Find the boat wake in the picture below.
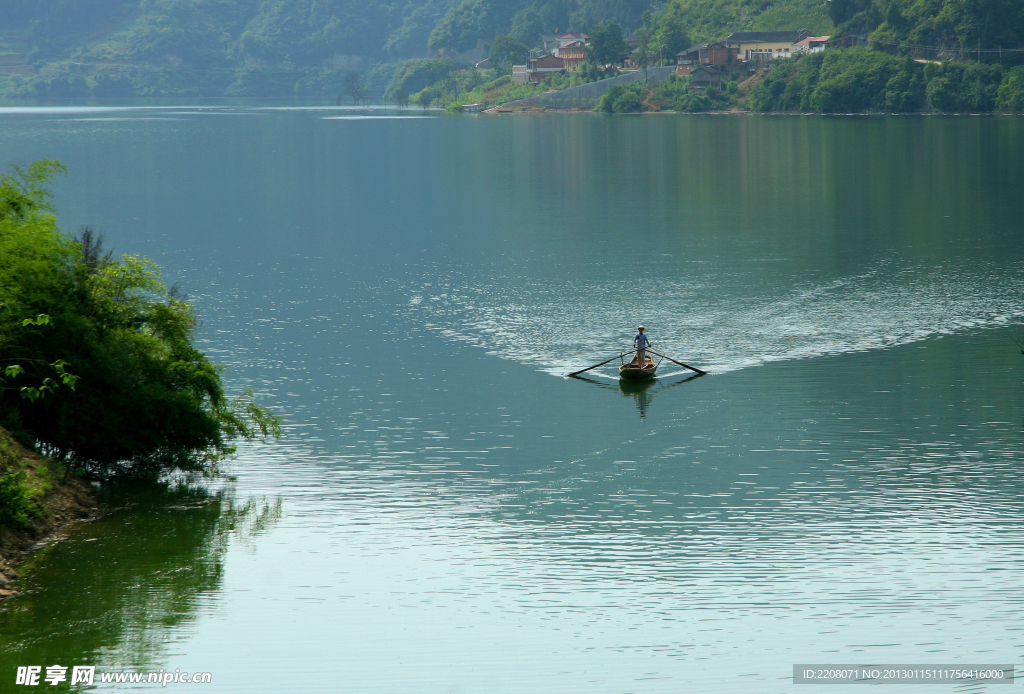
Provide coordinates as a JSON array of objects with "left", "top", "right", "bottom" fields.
[{"left": 404, "top": 259, "right": 1024, "bottom": 376}]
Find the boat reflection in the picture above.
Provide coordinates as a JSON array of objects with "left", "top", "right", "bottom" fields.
[{"left": 569, "top": 373, "right": 703, "bottom": 418}]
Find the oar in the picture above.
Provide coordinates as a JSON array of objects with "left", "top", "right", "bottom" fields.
[
  {"left": 566, "top": 351, "right": 635, "bottom": 377},
  {"left": 649, "top": 350, "right": 707, "bottom": 376}
]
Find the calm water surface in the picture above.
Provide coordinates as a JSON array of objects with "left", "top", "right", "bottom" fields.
[{"left": 1, "top": 106, "right": 1024, "bottom": 692}]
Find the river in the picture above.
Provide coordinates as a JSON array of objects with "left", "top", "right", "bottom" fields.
[{"left": 1, "top": 105, "right": 1023, "bottom": 692}]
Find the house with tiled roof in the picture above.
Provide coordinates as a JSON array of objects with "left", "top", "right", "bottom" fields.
[
  {"left": 676, "top": 42, "right": 737, "bottom": 74},
  {"left": 793, "top": 36, "right": 830, "bottom": 53},
  {"left": 725, "top": 29, "right": 812, "bottom": 61},
  {"left": 554, "top": 39, "right": 587, "bottom": 69},
  {"left": 688, "top": 64, "right": 727, "bottom": 90}
]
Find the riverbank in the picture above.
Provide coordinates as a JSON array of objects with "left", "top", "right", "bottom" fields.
[
  {"left": 0, "top": 427, "right": 97, "bottom": 597},
  {"left": 473, "top": 50, "right": 1024, "bottom": 116}
]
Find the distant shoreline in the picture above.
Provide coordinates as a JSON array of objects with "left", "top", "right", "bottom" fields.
[{"left": 481, "top": 104, "right": 1020, "bottom": 116}]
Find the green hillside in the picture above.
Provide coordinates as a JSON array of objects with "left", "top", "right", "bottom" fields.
[
  {"left": 0, "top": 0, "right": 837, "bottom": 98},
  {"left": 0, "top": 0, "right": 1021, "bottom": 101},
  {"left": 831, "top": 0, "right": 1024, "bottom": 59},
  {"left": 0, "top": 0, "right": 460, "bottom": 97}
]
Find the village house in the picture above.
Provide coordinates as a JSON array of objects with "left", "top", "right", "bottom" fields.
[
  {"left": 529, "top": 54, "right": 566, "bottom": 82},
  {"left": 542, "top": 32, "right": 590, "bottom": 52},
  {"left": 676, "top": 42, "right": 737, "bottom": 75},
  {"left": 554, "top": 39, "right": 587, "bottom": 69},
  {"left": 512, "top": 54, "right": 567, "bottom": 84},
  {"left": 558, "top": 32, "right": 590, "bottom": 44},
  {"left": 623, "top": 48, "right": 659, "bottom": 70},
  {"left": 793, "top": 36, "right": 830, "bottom": 53},
  {"left": 688, "top": 64, "right": 726, "bottom": 90},
  {"left": 725, "top": 29, "right": 811, "bottom": 61}
]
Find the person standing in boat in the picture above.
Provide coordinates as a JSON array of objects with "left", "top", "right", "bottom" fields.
[{"left": 633, "top": 326, "right": 650, "bottom": 366}]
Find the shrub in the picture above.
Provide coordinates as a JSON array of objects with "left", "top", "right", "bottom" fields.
[
  {"left": 597, "top": 83, "right": 648, "bottom": 113},
  {"left": 0, "top": 470, "right": 39, "bottom": 529},
  {"left": 746, "top": 49, "right": 925, "bottom": 113},
  {"left": 996, "top": 66, "right": 1024, "bottom": 112},
  {"left": 924, "top": 61, "right": 1002, "bottom": 113},
  {"left": 0, "top": 162, "right": 279, "bottom": 478}
]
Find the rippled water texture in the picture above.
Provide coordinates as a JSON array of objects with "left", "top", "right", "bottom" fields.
[{"left": 1, "top": 106, "right": 1023, "bottom": 692}]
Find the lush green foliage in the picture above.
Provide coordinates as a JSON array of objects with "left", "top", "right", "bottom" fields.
[
  {"left": 923, "top": 60, "right": 1001, "bottom": 112},
  {"left": 829, "top": 0, "right": 1024, "bottom": 66},
  {"left": 0, "top": 162, "right": 280, "bottom": 479},
  {"left": 652, "top": 3, "right": 692, "bottom": 61},
  {"left": 0, "top": 470, "right": 36, "bottom": 529},
  {"left": 2, "top": 0, "right": 1020, "bottom": 108},
  {"left": 0, "top": 0, "right": 457, "bottom": 98},
  {"left": 996, "top": 65, "right": 1024, "bottom": 111},
  {"left": 744, "top": 47, "right": 1024, "bottom": 113},
  {"left": 651, "top": 72, "right": 738, "bottom": 110},
  {"left": 650, "top": 0, "right": 833, "bottom": 46},
  {"left": 596, "top": 74, "right": 738, "bottom": 113},
  {"left": 0, "top": 426, "right": 48, "bottom": 530},
  {"left": 489, "top": 34, "right": 529, "bottom": 71},
  {"left": 587, "top": 21, "right": 628, "bottom": 67},
  {"left": 395, "top": 60, "right": 611, "bottom": 110},
  {"left": 597, "top": 83, "right": 645, "bottom": 112},
  {"left": 746, "top": 48, "right": 926, "bottom": 112},
  {"left": 428, "top": 0, "right": 655, "bottom": 55},
  {"left": 441, "top": 76, "right": 548, "bottom": 110},
  {"left": 384, "top": 57, "right": 461, "bottom": 100}
]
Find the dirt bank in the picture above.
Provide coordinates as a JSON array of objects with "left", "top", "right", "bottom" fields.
[{"left": 0, "top": 428, "right": 97, "bottom": 597}]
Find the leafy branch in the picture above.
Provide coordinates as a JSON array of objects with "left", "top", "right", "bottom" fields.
[{"left": 0, "top": 308, "right": 79, "bottom": 401}]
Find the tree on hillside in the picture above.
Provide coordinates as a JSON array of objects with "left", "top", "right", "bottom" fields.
[
  {"left": 0, "top": 161, "right": 280, "bottom": 478},
  {"left": 510, "top": 6, "right": 546, "bottom": 46},
  {"left": 415, "top": 89, "right": 435, "bottom": 109},
  {"left": 635, "top": 10, "right": 654, "bottom": 70},
  {"left": 833, "top": 0, "right": 1024, "bottom": 65},
  {"left": 385, "top": 57, "right": 461, "bottom": 101},
  {"left": 345, "top": 72, "right": 366, "bottom": 105},
  {"left": 587, "top": 20, "right": 627, "bottom": 67},
  {"left": 827, "top": 0, "right": 875, "bottom": 26},
  {"left": 428, "top": 0, "right": 522, "bottom": 53},
  {"left": 654, "top": 3, "right": 690, "bottom": 62},
  {"left": 491, "top": 34, "right": 529, "bottom": 71}
]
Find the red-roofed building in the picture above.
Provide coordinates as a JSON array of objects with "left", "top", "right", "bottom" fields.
[{"left": 793, "top": 36, "right": 830, "bottom": 53}]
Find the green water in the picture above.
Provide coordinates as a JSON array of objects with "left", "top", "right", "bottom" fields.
[{"left": 1, "top": 107, "right": 1024, "bottom": 692}]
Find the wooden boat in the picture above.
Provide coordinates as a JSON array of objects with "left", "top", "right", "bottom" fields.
[
  {"left": 618, "top": 355, "right": 657, "bottom": 380},
  {"left": 567, "top": 347, "right": 705, "bottom": 379}
]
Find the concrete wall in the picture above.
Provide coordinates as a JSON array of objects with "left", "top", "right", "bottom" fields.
[{"left": 507, "top": 66, "right": 677, "bottom": 109}]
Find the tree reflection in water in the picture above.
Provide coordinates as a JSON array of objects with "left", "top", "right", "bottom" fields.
[{"left": 0, "top": 483, "right": 280, "bottom": 674}]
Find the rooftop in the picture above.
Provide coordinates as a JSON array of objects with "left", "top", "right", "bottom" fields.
[
  {"left": 794, "top": 36, "right": 831, "bottom": 47},
  {"left": 726, "top": 29, "right": 811, "bottom": 44}
]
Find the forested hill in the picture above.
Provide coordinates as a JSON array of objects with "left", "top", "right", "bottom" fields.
[
  {"left": 0, "top": 0, "right": 461, "bottom": 97},
  {"left": 0, "top": 0, "right": 833, "bottom": 97},
  {"left": 0, "top": 0, "right": 1021, "bottom": 98},
  {"left": 831, "top": 0, "right": 1024, "bottom": 59}
]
